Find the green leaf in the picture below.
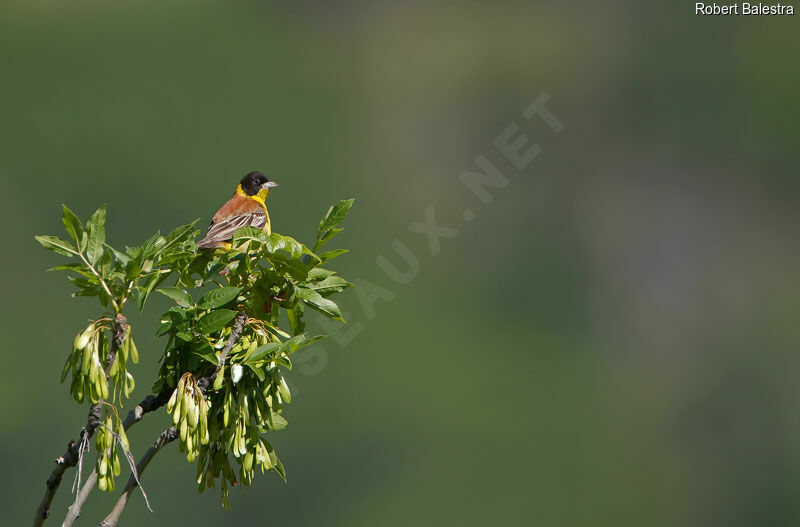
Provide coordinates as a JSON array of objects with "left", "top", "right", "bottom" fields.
[
  {"left": 48, "top": 263, "right": 94, "bottom": 278},
  {"left": 199, "top": 287, "right": 241, "bottom": 309},
  {"left": 314, "top": 228, "right": 341, "bottom": 252},
  {"left": 193, "top": 341, "right": 219, "bottom": 366},
  {"left": 281, "top": 334, "right": 325, "bottom": 356},
  {"left": 86, "top": 205, "right": 107, "bottom": 265},
  {"left": 244, "top": 342, "right": 279, "bottom": 363},
  {"left": 314, "top": 198, "right": 354, "bottom": 252},
  {"left": 267, "top": 252, "right": 312, "bottom": 280},
  {"left": 271, "top": 452, "right": 287, "bottom": 482},
  {"left": 295, "top": 287, "right": 344, "bottom": 321},
  {"left": 271, "top": 413, "right": 288, "bottom": 431},
  {"left": 231, "top": 226, "right": 266, "bottom": 247},
  {"left": 197, "top": 309, "right": 237, "bottom": 335},
  {"left": 245, "top": 362, "right": 266, "bottom": 381},
  {"left": 35, "top": 235, "right": 78, "bottom": 256},
  {"left": 286, "top": 302, "right": 305, "bottom": 334},
  {"left": 61, "top": 204, "right": 84, "bottom": 248},
  {"left": 307, "top": 268, "right": 336, "bottom": 280},
  {"left": 137, "top": 272, "right": 169, "bottom": 310},
  {"left": 263, "top": 233, "right": 307, "bottom": 259},
  {"left": 246, "top": 334, "right": 325, "bottom": 364},
  {"left": 106, "top": 244, "right": 130, "bottom": 266},
  {"left": 156, "top": 286, "right": 193, "bottom": 307},
  {"left": 97, "top": 249, "right": 112, "bottom": 277},
  {"left": 318, "top": 249, "right": 349, "bottom": 263},
  {"left": 305, "top": 275, "right": 353, "bottom": 296},
  {"left": 162, "top": 220, "right": 199, "bottom": 251}
]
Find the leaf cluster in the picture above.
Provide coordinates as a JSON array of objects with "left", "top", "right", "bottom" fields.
[
  {"left": 37, "top": 199, "right": 355, "bottom": 506},
  {"left": 153, "top": 201, "right": 354, "bottom": 505}
]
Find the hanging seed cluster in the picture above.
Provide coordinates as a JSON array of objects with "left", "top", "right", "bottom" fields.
[
  {"left": 162, "top": 323, "right": 299, "bottom": 508},
  {"left": 60, "top": 320, "right": 138, "bottom": 404},
  {"left": 95, "top": 412, "right": 130, "bottom": 492},
  {"left": 167, "top": 373, "right": 209, "bottom": 462}
]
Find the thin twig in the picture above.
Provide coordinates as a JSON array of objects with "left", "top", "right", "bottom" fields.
[
  {"left": 197, "top": 312, "right": 247, "bottom": 392},
  {"left": 70, "top": 435, "right": 90, "bottom": 496},
  {"left": 99, "top": 426, "right": 179, "bottom": 527},
  {"left": 97, "top": 422, "right": 153, "bottom": 512},
  {"left": 34, "top": 314, "right": 127, "bottom": 527}
]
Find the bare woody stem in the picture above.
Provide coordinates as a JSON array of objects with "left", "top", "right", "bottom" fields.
[
  {"left": 99, "top": 427, "right": 179, "bottom": 527},
  {"left": 198, "top": 312, "right": 247, "bottom": 392},
  {"left": 33, "top": 314, "right": 128, "bottom": 527},
  {"left": 99, "top": 312, "right": 247, "bottom": 525}
]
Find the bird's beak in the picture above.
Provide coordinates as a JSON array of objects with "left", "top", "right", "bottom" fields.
[{"left": 262, "top": 181, "right": 279, "bottom": 190}]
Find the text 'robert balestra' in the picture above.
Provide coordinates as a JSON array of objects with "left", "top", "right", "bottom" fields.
[{"left": 696, "top": 3, "right": 795, "bottom": 14}]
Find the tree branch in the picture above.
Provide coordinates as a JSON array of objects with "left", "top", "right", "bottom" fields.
[
  {"left": 33, "top": 314, "right": 127, "bottom": 527},
  {"left": 197, "top": 312, "right": 247, "bottom": 392},
  {"left": 60, "top": 387, "right": 172, "bottom": 527},
  {"left": 98, "top": 427, "right": 179, "bottom": 527}
]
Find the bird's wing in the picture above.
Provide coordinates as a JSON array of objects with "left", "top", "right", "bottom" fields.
[
  {"left": 197, "top": 211, "right": 267, "bottom": 248},
  {"left": 197, "top": 195, "right": 268, "bottom": 249}
]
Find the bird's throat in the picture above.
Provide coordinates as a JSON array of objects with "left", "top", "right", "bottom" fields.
[{"left": 236, "top": 184, "right": 269, "bottom": 208}]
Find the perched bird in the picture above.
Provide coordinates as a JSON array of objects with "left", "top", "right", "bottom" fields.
[{"left": 197, "top": 171, "right": 279, "bottom": 249}]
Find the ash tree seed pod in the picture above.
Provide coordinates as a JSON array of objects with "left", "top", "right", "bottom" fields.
[
  {"left": 232, "top": 424, "right": 241, "bottom": 457},
  {"left": 112, "top": 451, "right": 121, "bottom": 476},
  {"left": 72, "top": 376, "right": 84, "bottom": 402},
  {"left": 81, "top": 342, "right": 93, "bottom": 375},
  {"left": 120, "top": 334, "right": 129, "bottom": 361},
  {"left": 166, "top": 388, "right": 179, "bottom": 413},
  {"left": 109, "top": 355, "right": 119, "bottom": 376},
  {"left": 180, "top": 391, "right": 190, "bottom": 423},
  {"left": 130, "top": 338, "right": 139, "bottom": 363},
  {"left": 279, "top": 377, "right": 292, "bottom": 403},
  {"left": 213, "top": 366, "right": 225, "bottom": 391},
  {"left": 176, "top": 374, "right": 187, "bottom": 394},
  {"left": 104, "top": 420, "right": 114, "bottom": 450},
  {"left": 172, "top": 390, "right": 183, "bottom": 425},
  {"left": 89, "top": 380, "right": 100, "bottom": 404},
  {"left": 124, "top": 371, "right": 135, "bottom": 397},
  {"left": 118, "top": 424, "right": 130, "bottom": 452},
  {"left": 187, "top": 398, "right": 198, "bottom": 429},
  {"left": 98, "top": 453, "right": 108, "bottom": 476},
  {"left": 89, "top": 362, "right": 99, "bottom": 385},
  {"left": 73, "top": 333, "right": 84, "bottom": 353},
  {"left": 60, "top": 356, "right": 72, "bottom": 383},
  {"left": 198, "top": 401, "right": 209, "bottom": 440},
  {"left": 237, "top": 426, "right": 247, "bottom": 457},
  {"left": 180, "top": 417, "right": 188, "bottom": 443},
  {"left": 76, "top": 326, "right": 93, "bottom": 351}
]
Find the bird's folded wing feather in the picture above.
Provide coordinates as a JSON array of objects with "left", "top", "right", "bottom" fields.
[{"left": 197, "top": 211, "right": 267, "bottom": 248}]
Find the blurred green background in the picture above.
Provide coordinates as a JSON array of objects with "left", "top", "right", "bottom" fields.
[{"left": 3, "top": 1, "right": 800, "bottom": 525}]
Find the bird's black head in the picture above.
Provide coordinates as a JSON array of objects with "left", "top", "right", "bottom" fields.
[{"left": 240, "top": 171, "right": 278, "bottom": 196}]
